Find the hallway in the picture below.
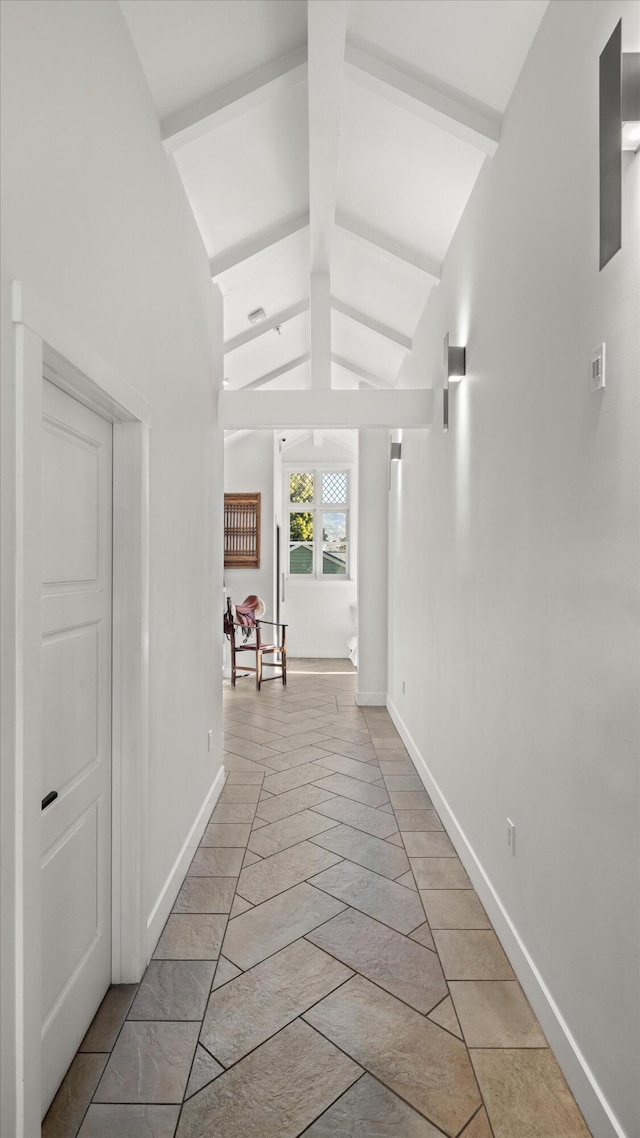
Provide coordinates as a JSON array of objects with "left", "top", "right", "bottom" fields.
[{"left": 45, "top": 662, "right": 590, "bottom": 1138}]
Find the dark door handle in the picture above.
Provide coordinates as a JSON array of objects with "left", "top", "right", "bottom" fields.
[{"left": 42, "top": 791, "right": 58, "bottom": 811}]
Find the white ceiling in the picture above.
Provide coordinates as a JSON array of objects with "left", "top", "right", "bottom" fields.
[
  {"left": 121, "top": 0, "right": 307, "bottom": 119},
  {"left": 173, "top": 86, "right": 309, "bottom": 255},
  {"left": 348, "top": 1, "right": 549, "bottom": 113},
  {"left": 120, "top": 0, "right": 548, "bottom": 395}
]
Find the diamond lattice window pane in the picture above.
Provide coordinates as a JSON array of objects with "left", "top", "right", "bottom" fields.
[
  {"left": 289, "top": 473, "right": 314, "bottom": 503},
  {"left": 322, "top": 471, "right": 347, "bottom": 503}
]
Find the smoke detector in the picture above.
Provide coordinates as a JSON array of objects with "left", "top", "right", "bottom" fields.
[{"left": 248, "top": 308, "right": 267, "bottom": 325}]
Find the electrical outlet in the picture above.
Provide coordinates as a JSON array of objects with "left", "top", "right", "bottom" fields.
[
  {"left": 208, "top": 730, "right": 213, "bottom": 752},
  {"left": 591, "top": 343, "right": 606, "bottom": 391},
  {"left": 402, "top": 680, "right": 406, "bottom": 695},
  {"left": 507, "top": 818, "right": 516, "bottom": 854}
]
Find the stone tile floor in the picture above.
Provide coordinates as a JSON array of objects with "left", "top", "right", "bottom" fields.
[{"left": 44, "top": 659, "right": 591, "bottom": 1138}]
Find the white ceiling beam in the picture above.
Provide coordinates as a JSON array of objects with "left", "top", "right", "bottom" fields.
[
  {"left": 280, "top": 431, "right": 312, "bottom": 452},
  {"left": 345, "top": 39, "right": 501, "bottom": 156},
  {"left": 331, "top": 354, "right": 391, "bottom": 389},
  {"left": 310, "top": 271, "right": 331, "bottom": 390},
  {"left": 210, "top": 212, "right": 309, "bottom": 278},
  {"left": 239, "top": 352, "right": 311, "bottom": 391},
  {"left": 336, "top": 210, "right": 441, "bottom": 284},
  {"left": 162, "top": 46, "right": 308, "bottom": 153},
  {"left": 332, "top": 298, "right": 411, "bottom": 351},
  {"left": 224, "top": 429, "right": 254, "bottom": 445},
  {"left": 224, "top": 300, "right": 309, "bottom": 354},
  {"left": 308, "top": 0, "right": 349, "bottom": 389},
  {"left": 218, "top": 388, "right": 436, "bottom": 429},
  {"left": 308, "top": 1, "right": 348, "bottom": 273}
]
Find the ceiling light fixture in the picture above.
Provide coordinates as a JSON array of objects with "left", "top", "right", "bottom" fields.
[
  {"left": 222, "top": 378, "right": 230, "bottom": 387},
  {"left": 443, "top": 332, "right": 466, "bottom": 433},
  {"left": 600, "top": 20, "right": 640, "bottom": 269},
  {"left": 247, "top": 307, "right": 267, "bottom": 325}
]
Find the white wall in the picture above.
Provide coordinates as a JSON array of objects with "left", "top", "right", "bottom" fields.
[
  {"left": 389, "top": 3, "right": 639, "bottom": 1136},
  {"left": 224, "top": 432, "right": 276, "bottom": 616},
  {"left": 357, "top": 430, "right": 388, "bottom": 703},
  {"left": 282, "top": 435, "right": 357, "bottom": 657},
  {"left": 1, "top": 2, "right": 223, "bottom": 1131}
]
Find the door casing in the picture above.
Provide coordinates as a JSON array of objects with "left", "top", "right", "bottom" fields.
[{"left": 1, "top": 281, "right": 150, "bottom": 1137}]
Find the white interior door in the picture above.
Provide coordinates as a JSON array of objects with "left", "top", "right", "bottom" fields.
[{"left": 40, "top": 379, "right": 113, "bottom": 1115}]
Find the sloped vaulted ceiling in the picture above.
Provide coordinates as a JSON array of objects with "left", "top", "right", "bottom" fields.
[{"left": 121, "top": 0, "right": 548, "bottom": 395}]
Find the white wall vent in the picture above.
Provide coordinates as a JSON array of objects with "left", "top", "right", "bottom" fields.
[{"left": 591, "top": 343, "right": 606, "bottom": 391}]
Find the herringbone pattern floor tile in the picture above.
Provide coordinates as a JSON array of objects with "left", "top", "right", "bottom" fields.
[{"left": 46, "top": 660, "right": 591, "bottom": 1138}]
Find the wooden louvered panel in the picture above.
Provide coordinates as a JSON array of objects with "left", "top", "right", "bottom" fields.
[{"left": 224, "top": 493, "right": 261, "bottom": 567}]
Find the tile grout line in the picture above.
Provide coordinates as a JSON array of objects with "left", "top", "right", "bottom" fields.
[
  {"left": 59, "top": 667, "right": 565, "bottom": 1138},
  {"left": 299, "top": 1016, "right": 452, "bottom": 1136}
]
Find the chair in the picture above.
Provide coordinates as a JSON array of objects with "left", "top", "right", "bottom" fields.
[{"left": 224, "top": 597, "right": 287, "bottom": 690}]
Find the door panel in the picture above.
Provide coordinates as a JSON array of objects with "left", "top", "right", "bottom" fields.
[
  {"left": 40, "top": 379, "right": 113, "bottom": 1116},
  {"left": 42, "top": 623, "right": 99, "bottom": 794},
  {"left": 41, "top": 804, "right": 101, "bottom": 1022},
  {"left": 42, "top": 420, "right": 101, "bottom": 588}
]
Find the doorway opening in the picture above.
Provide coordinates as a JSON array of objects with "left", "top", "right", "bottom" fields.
[{"left": 223, "top": 429, "right": 358, "bottom": 671}]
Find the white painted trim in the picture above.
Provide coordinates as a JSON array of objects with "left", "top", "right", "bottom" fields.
[
  {"left": 336, "top": 210, "right": 441, "bottom": 284},
  {"left": 225, "top": 300, "right": 309, "bottom": 354},
  {"left": 210, "top": 213, "right": 309, "bottom": 279},
  {"left": 111, "top": 421, "right": 150, "bottom": 983},
  {"left": 355, "top": 691, "right": 387, "bottom": 705},
  {"left": 2, "top": 281, "right": 151, "bottom": 1135},
  {"left": 332, "top": 298, "right": 412, "bottom": 351},
  {"left": 308, "top": 1, "right": 349, "bottom": 275},
  {"left": 331, "top": 354, "right": 391, "bottom": 389},
  {"left": 386, "top": 696, "right": 627, "bottom": 1138},
  {"left": 162, "top": 47, "right": 308, "bottom": 152},
  {"left": 242, "top": 353, "right": 311, "bottom": 391},
  {"left": 345, "top": 38, "right": 501, "bottom": 155},
  {"left": 310, "top": 272, "right": 332, "bottom": 390},
  {"left": 218, "top": 388, "right": 436, "bottom": 429},
  {"left": 12, "top": 282, "right": 151, "bottom": 426},
  {"left": 1, "top": 322, "right": 44, "bottom": 1138},
  {"left": 146, "top": 766, "right": 225, "bottom": 956}
]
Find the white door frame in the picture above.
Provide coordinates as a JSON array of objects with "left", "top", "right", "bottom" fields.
[{"left": 0, "top": 281, "right": 150, "bottom": 1138}]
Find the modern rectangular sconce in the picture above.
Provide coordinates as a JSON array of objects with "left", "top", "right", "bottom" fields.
[
  {"left": 600, "top": 20, "right": 640, "bottom": 270},
  {"left": 389, "top": 438, "right": 402, "bottom": 489},
  {"left": 443, "top": 333, "right": 466, "bottom": 432}
]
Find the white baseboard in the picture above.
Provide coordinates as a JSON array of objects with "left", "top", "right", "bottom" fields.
[
  {"left": 146, "top": 764, "right": 225, "bottom": 958},
  {"left": 355, "top": 690, "right": 387, "bottom": 706},
  {"left": 386, "top": 696, "right": 626, "bottom": 1138}
]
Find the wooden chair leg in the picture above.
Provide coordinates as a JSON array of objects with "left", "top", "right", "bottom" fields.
[{"left": 256, "top": 648, "right": 262, "bottom": 691}]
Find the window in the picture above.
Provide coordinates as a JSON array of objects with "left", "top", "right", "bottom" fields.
[{"left": 287, "top": 468, "right": 351, "bottom": 578}]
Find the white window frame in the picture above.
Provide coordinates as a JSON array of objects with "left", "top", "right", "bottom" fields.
[{"left": 285, "top": 464, "right": 353, "bottom": 581}]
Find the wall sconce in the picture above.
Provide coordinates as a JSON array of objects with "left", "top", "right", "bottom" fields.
[
  {"left": 389, "top": 438, "right": 402, "bottom": 489},
  {"left": 600, "top": 20, "right": 640, "bottom": 270},
  {"left": 443, "top": 332, "right": 466, "bottom": 432}
]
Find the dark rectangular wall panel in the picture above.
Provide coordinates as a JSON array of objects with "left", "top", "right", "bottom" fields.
[{"left": 600, "top": 20, "right": 622, "bottom": 270}]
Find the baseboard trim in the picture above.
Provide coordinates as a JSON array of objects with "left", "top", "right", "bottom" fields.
[
  {"left": 386, "top": 696, "right": 626, "bottom": 1138},
  {"left": 355, "top": 690, "right": 387, "bottom": 706},
  {"left": 146, "top": 764, "right": 225, "bottom": 959}
]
